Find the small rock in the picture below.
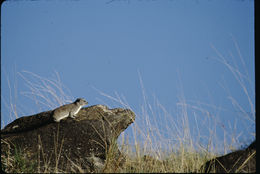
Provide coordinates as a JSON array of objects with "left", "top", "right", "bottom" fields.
[{"left": 201, "top": 140, "right": 256, "bottom": 173}]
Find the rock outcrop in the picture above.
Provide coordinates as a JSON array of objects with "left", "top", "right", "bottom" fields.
[
  {"left": 201, "top": 140, "right": 256, "bottom": 173},
  {"left": 1, "top": 105, "right": 135, "bottom": 173}
]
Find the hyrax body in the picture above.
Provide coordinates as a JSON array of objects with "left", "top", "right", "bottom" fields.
[{"left": 53, "top": 98, "right": 88, "bottom": 122}]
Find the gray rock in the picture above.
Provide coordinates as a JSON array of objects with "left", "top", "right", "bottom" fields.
[{"left": 1, "top": 104, "right": 135, "bottom": 173}]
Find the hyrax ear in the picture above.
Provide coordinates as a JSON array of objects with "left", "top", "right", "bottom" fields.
[{"left": 75, "top": 98, "right": 81, "bottom": 102}]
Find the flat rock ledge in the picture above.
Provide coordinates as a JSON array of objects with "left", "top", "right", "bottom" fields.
[{"left": 1, "top": 105, "right": 135, "bottom": 173}]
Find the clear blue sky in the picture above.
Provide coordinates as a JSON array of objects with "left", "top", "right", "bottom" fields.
[{"left": 1, "top": 0, "right": 254, "bottom": 153}]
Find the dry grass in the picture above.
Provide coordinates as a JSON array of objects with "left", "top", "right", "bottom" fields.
[
  {"left": 96, "top": 38, "right": 255, "bottom": 173},
  {"left": 1, "top": 39, "right": 255, "bottom": 173}
]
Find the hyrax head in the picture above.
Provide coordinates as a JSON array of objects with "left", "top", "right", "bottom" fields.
[{"left": 74, "top": 98, "right": 88, "bottom": 106}]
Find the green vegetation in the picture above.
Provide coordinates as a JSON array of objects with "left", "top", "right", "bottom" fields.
[{"left": 1, "top": 145, "right": 37, "bottom": 173}]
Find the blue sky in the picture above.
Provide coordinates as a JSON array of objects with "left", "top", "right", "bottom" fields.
[{"left": 1, "top": 0, "right": 254, "bottom": 153}]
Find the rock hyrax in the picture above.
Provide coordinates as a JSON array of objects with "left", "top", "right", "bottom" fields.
[{"left": 53, "top": 98, "right": 88, "bottom": 122}]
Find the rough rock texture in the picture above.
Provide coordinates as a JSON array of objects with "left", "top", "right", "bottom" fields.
[
  {"left": 1, "top": 105, "right": 135, "bottom": 173},
  {"left": 201, "top": 140, "right": 256, "bottom": 173}
]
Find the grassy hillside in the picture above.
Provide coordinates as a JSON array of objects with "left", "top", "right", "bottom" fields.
[{"left": 1, "top": 41, "right": 255, "bottom": 173}]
